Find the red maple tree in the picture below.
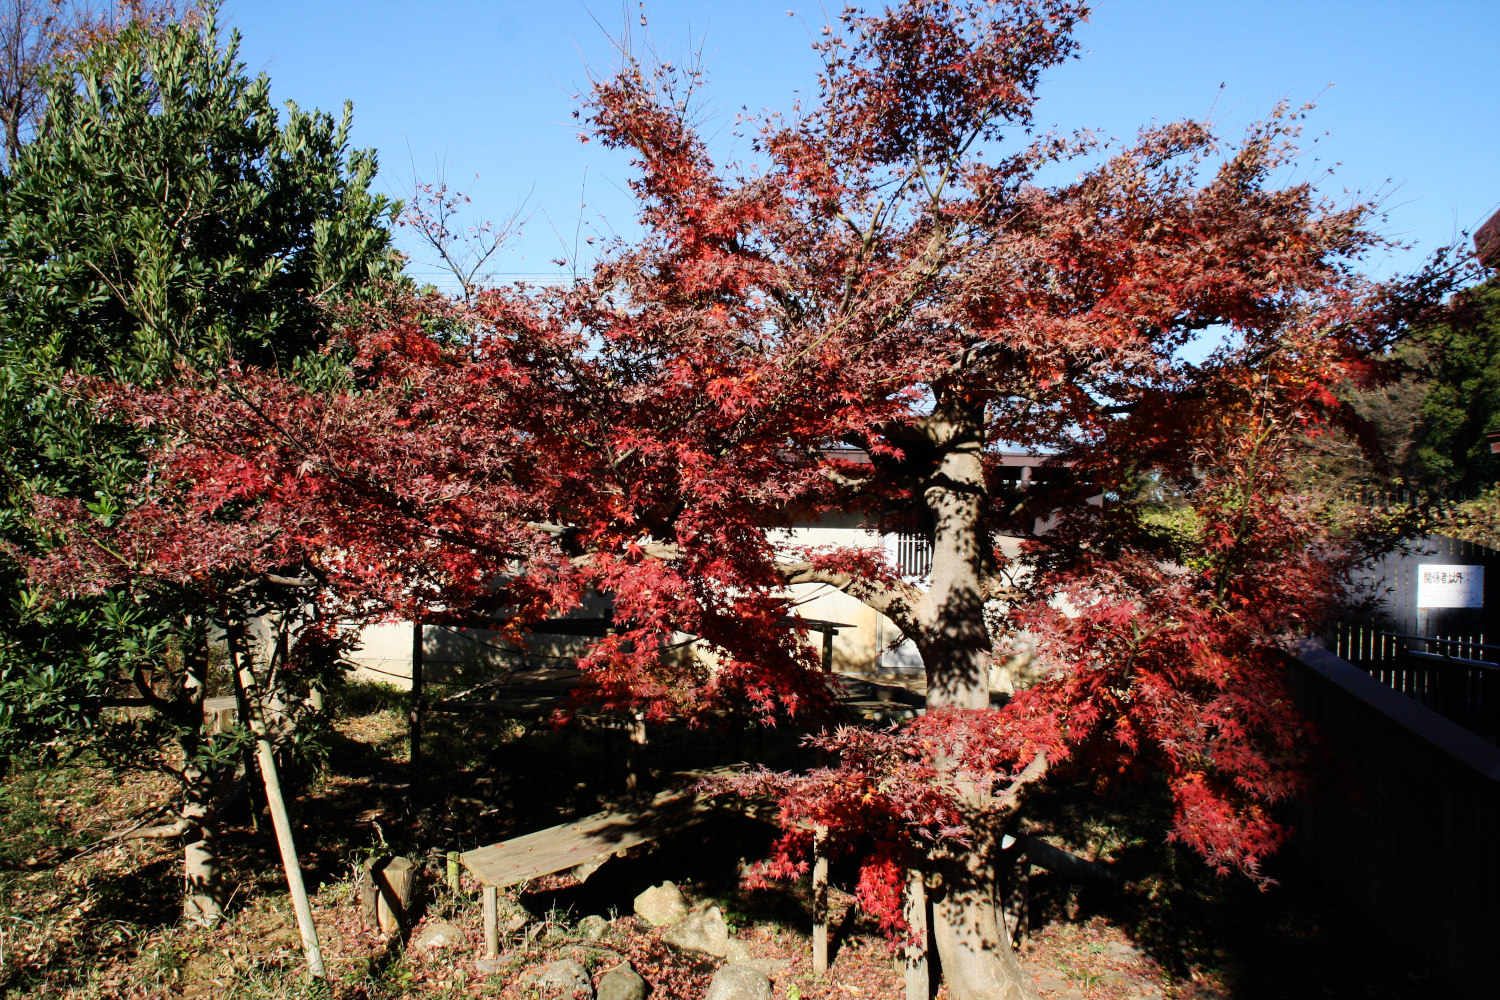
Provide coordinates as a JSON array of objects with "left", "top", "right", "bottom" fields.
[{"left": 27, "top": 2, "right": 1472, "bottom": 997}]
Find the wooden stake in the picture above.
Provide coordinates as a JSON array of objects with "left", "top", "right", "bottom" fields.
[
  {"left": 903, "top": 869, "right": 930, "bottom": 1000},
  {"left": 358, "top": 860, "right": 379, "bottom": 927},
  {"left": 482, "top": 884, "right": 500, "bottom": 959},
  {"left": 231, "top": 646, "right": 326, "bottom": 978},
  {"left": 812, "top": 824, "right": 829, "bottom": 974},
  {"left": 231, "top": 683, "right": 269, "bottom": 835},
  {"left": 447, "top": 851, "right": 461, "bottom": 892},
  {"left": 374, "top": 856, "right": 414, "bottom": 935}
]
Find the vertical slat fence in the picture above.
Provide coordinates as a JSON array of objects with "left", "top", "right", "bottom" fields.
[{"left": 1291, "top": 643, "right": 1500, "bottom": 1000}]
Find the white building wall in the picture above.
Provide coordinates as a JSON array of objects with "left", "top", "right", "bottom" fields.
[{"left": 341, "top": 517, "right": 1039, "bottom": 688}]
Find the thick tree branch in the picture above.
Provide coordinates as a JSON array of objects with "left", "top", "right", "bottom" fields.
[
  {"left": 130, "top": 666, "right": 173, "bottom": 714},
  {"left": 1021, "top": 833, "right": 1118, "bottom": 885},
  {"left": 775, "top": 559, "right": 928, "bottom": 630},
  {"left": 993, "top": 750, "right": 1047, "bottom": 820},
  {"left": 124, "top": 818, "right": 192, "bottom": 840},
  {"left": 262, "top": 571, "right": 321, "bottom": 588}
]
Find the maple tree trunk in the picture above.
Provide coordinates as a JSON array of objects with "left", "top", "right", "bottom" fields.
[
  {"left": 932, "top": 878, "right": 1034, "bottom": 1000},
  {"left": 916, "top": 404, "right": 1039, "bottom": 1000},
  {"left": 919, "top": 407, "right": 995, "bottom": 711}
]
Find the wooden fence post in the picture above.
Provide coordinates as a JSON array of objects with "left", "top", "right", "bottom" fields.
[
  {"left": 375, "top": 856, "right": 415, "bottom": 935},
  {"left": 625, "top": 712, "right": 648, "bottom": 794},
  {"left": 231, "top": 685, "right": 268, "bottom": 835},
  {"left": 359, "top": 861, "right": 378, "bottom": 926},
  {"left": 482, "top": 884, "right": 500, "bottom": 959}
]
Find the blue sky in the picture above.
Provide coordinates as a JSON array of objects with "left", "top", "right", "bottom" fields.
[{"left": 222, "top": 1, "right": 1499, "bottom": 290}]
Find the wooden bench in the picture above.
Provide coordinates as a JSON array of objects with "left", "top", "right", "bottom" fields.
[{"left": 459, "top": 767, "right": 760, "bottom": 959}]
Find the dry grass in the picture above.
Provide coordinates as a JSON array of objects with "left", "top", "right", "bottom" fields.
[{"left": 0, "top": 684, "right": 1458, "bottom": 999}]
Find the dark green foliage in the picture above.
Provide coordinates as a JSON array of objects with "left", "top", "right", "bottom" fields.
[
  {"left": 1411, "top": 277, "right": 1500, "bottom": 493},
  {"left": 0, "top": 12, "right": 398, "bottom": 762},
  {"left": 0, "top": 15, "right": 396, "bottom": 379},
  {"left": 1310, "top": 276, "right": 1500, "bottom": 500}
]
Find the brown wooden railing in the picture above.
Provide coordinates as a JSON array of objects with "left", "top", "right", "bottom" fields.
[{"left": 1291, "top": 642, "right": 1499, "bottom": 1000}]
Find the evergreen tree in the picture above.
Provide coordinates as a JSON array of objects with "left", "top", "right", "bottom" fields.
[
  {"left": 0, "top": 11, "right": 397, "bottom": 922},
  {"left": 1413, "top": 276, "right": 1500, "bottom": 493}
]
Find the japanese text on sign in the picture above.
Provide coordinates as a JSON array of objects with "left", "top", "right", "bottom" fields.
[{"left": 1416, "top": 564, "right": 1484, "bottom": 609}]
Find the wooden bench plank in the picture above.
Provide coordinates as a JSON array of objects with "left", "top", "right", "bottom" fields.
[
  {"left": 458, "top": 766, "right": 758, "bottom": 889},
  {"left": 460, "top": 793, "right": 710, "bottom": 888}
]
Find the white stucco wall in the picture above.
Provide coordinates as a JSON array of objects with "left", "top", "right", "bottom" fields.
[{"left": 342, "top": 517, "right": 1035, "bottom": 689}]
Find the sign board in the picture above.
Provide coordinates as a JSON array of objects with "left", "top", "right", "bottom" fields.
[{"left": 1416, "top": 564, "right": 1484, "bottom": 609}]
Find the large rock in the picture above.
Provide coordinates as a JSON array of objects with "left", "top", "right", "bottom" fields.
[
  {"left": 496, "top": 895, "right": 530, "bottom": 934},
  {"left": 474, "top": 954, "right": 510, "bottom": 975},
  {"left": 597, "top": 962, "right": 648, "bottom": 1000},
  {"left": 703, "top": 965, "right": 772, "bottom": 1000},
  {"left": 722, "top": 935, "right": 788, "bottom": 976},
  {"left": 520, "top": 959, "right": 594, "bottom": 999},
  {"left": 1030, "top": 971, "right": 1085, "bottom": 1000},
  {"left": 577, "top": 913, "right": 610, "bottom": 941},
  {"left": 409, "top": 918, "right": 466, "bottom": 953},
  {"left": 728, "top": 955, "right": 791, "bottom": 977},
  {"left": 633, "top": 881, "right": 690, "bottom": 927},
  {"left": 663, "top": 905, "right": 731, "bottom": 957}
]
